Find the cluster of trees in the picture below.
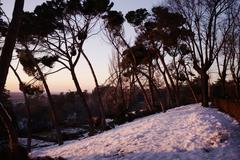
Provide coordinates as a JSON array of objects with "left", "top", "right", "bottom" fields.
[
  {"left": 103, "top": 0, "right": 240, "bottom": 111},
  {"left": 0, "top": 0, "right": 239, "bottom": 159}
]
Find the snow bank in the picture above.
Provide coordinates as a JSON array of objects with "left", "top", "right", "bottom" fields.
[{"left": 31, "top": 104, "right": 240, "bottom": 160}]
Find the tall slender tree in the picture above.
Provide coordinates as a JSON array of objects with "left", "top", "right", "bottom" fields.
[
  {"left": 125, "top": 7, "right": 192, "bottom": 107},
  {"left": 0, "top": 0, "right": 24, "bottom": 91},
  {"left": 103, "top": 10, "right": 158, "bottom": 111},
  {"left": 16, "top": 48, "right": 63, "bottom": 145},
  {"left": 229, "top": 16, "right": 240, "bottom": 98},
  {"left": 28, "top": 0, "right": 114, "bottom": 131},
  {"left": 168, "top": 0, "right": 240, "bottom": 106},
  {"left": 0, "top": 0, "right": 28, "bottom": 158}
]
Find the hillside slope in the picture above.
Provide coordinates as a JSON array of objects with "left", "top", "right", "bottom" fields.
[{"left": 31, "top": 104, "right": 240, "bottom": 160}]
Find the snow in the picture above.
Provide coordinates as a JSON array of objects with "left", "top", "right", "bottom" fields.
[{"left": 31, "top": 104, "right": 240, "bottom": 160}]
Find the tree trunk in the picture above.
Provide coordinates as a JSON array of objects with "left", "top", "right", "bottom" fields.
[
  {"left": 183, "top": 64, "right": 198, "bottom": 103},
  {"left": 70, "top": 68, "right": 94, "bottom": 131},
  {"left": 231, "top": 69, "right": 240, "bottom": 99},
  {"left": 135, "top": 73, "right": 152, "bottom": 111},
  {"left": 109, "top": 38, "right": 128, "bottom": 111},
  {"left": 23, "top": 92, "right": 32, "bottom": 152},
  {"left": 0, "top": 0, "right": 25, "bottom": 157},
  {"left": 156, "top": 60, "right": 174, "bottom": 107},
  {"left": 137, "top": 68, "right": 165, "bottom": 112},
  {"left": 10, "top": 65, "right": 32, "bottom": 151},
  {"left": 236, "top": 79, "right": 240, "bottom": 99},
  {"left": 221, "top": 78, "right": 226, "bottom": 98},
  {"left": 0, "top": 103, "right": 18, "bottom": 153},
  {"left": 201, "top": 72, "right": 209, "bottom": 107},
  {"left": 36, "top": 65, "right": 63, "bottom": 145},
  {"left": 0, "top": 0, "right": 24, "bottom": 91},
  {"left": 175, "top": 83, "right": 180, "bottom": 107},
  {"left": 117, "top": 51, "right": 127, "bottom": 112},
  {"left": 81, "top": 51, "right": 106, "bottom": 130},
  {"left": 119, "top": 35, "right": 153, "bottom": 111},
  {"left": 173, "top": 56, "right": 181, "bottom": 106},
  {"left": 148, "top": 63, "right": 155, "bottom": 108},
  {"left": 186, "top": 79, "right": 198, "bottom": 103},
  {"left": 216, "top": 52, "right": 228, "bottom": 98},
  {"left": 126, "top": 74, "right": 135, "bottom": 111},
  {"left": 158, "top": 55, "right": 178, "bottom": 106}
]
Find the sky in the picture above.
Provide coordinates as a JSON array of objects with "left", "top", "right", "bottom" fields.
[{"left": 2, "top": 0, "right": 164, "bottom": 93}]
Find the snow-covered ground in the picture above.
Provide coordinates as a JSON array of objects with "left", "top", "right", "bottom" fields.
[{"left": 31, "top": 104, "right": 240, "bottom": 160}]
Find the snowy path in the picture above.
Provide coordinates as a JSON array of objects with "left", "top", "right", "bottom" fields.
[{"left": 31, "top": 104, "right": 240, "bottom": 160}]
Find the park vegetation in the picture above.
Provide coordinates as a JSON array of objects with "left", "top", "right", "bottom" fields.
[{"left": 0, "top": 0, "right": 239, "bottom": 159}]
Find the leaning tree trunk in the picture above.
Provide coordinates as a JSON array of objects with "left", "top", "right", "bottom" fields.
[
  {"left": 136, "top": 68, "right": 165, "bottom": 112},
  {"left": 69, "top": 67, "right": 94, "bottom": 132},
  {"left": 35, "top": 65, "right": 63, "bottom": 145},
  {"left": 183, "top": 64, "right": 198, "bottom": 103},
  {"left": 126, "top": 74, "right": 135, "bottom": 111},
  {"left": 0, "top": 103, "right": 18, "bottom": 152},
  {"left": 109, "top": 40, "right": 128, "bottom": 110},
  {"left": 81, "top": 50, "right": 106, "bottom": 130},
  {"left": 10, "top": 65, "right": 32, "bottom": 151},
  {"left": 186, "top": 79, "right": 198, "bottom": 103},
  {"left": 0, "top": 103, "right": 29, "bottom": 160},
  {"left": 116, "top": 51, "right": 127, "bottom": 111},
  {"left": 135, "top": 73, "right": 153, "bottom": 111},
  {"left": 0, "top": 0, "right": 24, "bottom": 91},
  {"left": 158, "top": 55, "right": 179, "bottom": 106},
  {"left": 0, "top": 0, "right": 25, "bottom": 157},
  {"left": 119, "top": 35, "right": 153, "bottom": 111},
  {"left": 156, "top": 60, "right": 174, "bottom": 107}
]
